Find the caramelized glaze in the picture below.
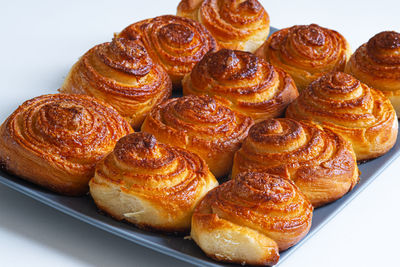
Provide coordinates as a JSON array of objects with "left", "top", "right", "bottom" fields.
[
  {"left": 60, "top": 38, "right": 171, "bottom": 129},
  {"left": 177, "top": 0, "right": 270, "bottom": 52},
  {"left": 286, "top": 72, "right": 398, "bottom": 160},
  {"left": 256, "top": 24, "right": 351, "bottom": 91},
  {"left": 118, "top": 15, "right": 217, "bottom": 88},
  {"left": 142, "top": 95, "right": 253, "bottom": 178},
  {"left": 0, "top": 94, "right": 132, "bottom": 195},
  {"left": 191, "top": 172, "right": 313, "bottom": 265},
  {"left": 232, "top": 118, "right": 359, "bottom": 207},
  {"left": 183, "top": 49, "right": 298, "bottom": 122},
  {"left": 90, "top": 132, "right": 218, "bottom": 232}
]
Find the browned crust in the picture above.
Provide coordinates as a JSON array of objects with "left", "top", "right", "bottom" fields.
[
  {"left": 232, "top": 118, "right": 359, "bottom": 207},
  {"left": 90, "top": 132, "right": 218, "bottom": 233},
  {"left": 141, "top": 95, "right": 253, "bottom": 178},
  {"left": 118, "top": 15, "right": 217, "bottom": 88},
  {"left": 191, "top": 172, "right": 313, "bottom": 265},
  {"left": 255, "top": 24, "right": 351, "bottom": 91},
  {"left": 60, "top": 38, "right": 172, "bottom": 129},
  {"left": 286, "top": 72, "right": 398, "bottom": 161},
  {"left": 0, "top": 94, "right": 132, "bottom": 196},
  {"left": 183, "top": 48, "right": 298, "bottom": 122},
  {"left": 177, "top": 0, "right": 270, "bottom": 51}
]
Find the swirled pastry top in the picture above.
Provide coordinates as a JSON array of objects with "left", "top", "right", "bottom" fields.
[
  {"left": 256, "top": 24, "right": 351, "bottom": 90},
  {"left": 286, "top": 72, "right": 398, "bottom": 161},
  {"left": 346, "top": 31, "right": 400, "bottom": 95},
  {"left": 351, "top": 31, "right": 400, "bottom": 73},
  {"left": 0, "top": 94, "right": 132, "bottom": 195},
  {"left": 141, "top": 95, "right": 253, "bottom": 177},
  {"left": 232, "top": 118, "right": 359, "bottom": 207},
  {"left": 60, "top": 38, "right": 171, "bottom": 128},
  {"left": 118, "top": 15, "right": 217, "bottom": 86},
  {"left": 90, "top": 132, "right": 218, "bottom": 232},
  {"left": 177, "top": 0, "right": 270, "bottom": 52},
  {"left": 191, "top": 172, "right": 313, "bottom": 265},
  {"left": 183, "top": 49, "right": 298, "bottom": 121}
]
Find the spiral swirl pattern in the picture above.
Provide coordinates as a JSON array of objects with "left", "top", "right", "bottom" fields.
[
  {"left": 141, "top": 95, "right": 253, "bottom": 178},
  {"left": 232, "top": 118, "right": 359, "bottom": 207},
  {"left": 177, "top": 0, "right": 270, "bottom": 52},
  {"left": 183, "top": 49, "right": 298, "bottom": 122},
  {"left": 345, "top": 31, "right": 400, "bottom": 116},
  {"left": 191, "top": 172, "right": 313, "bottom": 265},
  {"left": 89, "top": 132, "right": 218, "bottom": 232},
  {"left": 286, "top": 72, "right": 398, "bottom": 161},
  {"left": 118, "top": 15, "right": 217, "bottom": 88},
  {"left": 0, "top": 94, "right": 132, "bottom": 195},
  {"left": 256, "top": 24, "right": 351, "bottom": 91},
  {"left": 60, "top": 38, "right": 171, "bottom": 129}
]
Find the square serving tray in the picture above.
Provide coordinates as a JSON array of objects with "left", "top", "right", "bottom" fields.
[
  {"left": 1, "top": 131, "right": 399, "bottom": 267},
  {"left": 1, "top": 27, "right": 399, "bottom": 266}
]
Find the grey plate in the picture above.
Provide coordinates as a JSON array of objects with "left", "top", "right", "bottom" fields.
[{"left": 1, "top": 27, "right": 400, "bottom": 266}]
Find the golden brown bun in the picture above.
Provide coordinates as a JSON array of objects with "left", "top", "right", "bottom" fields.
[
  {"left": 177, "top": 0, "right": 270, "bottom": 52},
  {"left": 0, "top": 94, "right": 132, "bottom": 196},
  {"left": 118, "top": 15, "right": 217, "bottom": 88},
  {"left": 89, "top": 132, "right": 218, "bottom": 233},
  {"left": 182, "top": 49, "right": 299, "bottom": 122},
  {"left": 141, "top": 95, "right": 253, "bottom": 178},
  {"left": 191, "top": 172, "right": 313, "bottom": 266},
  {"left": 256, "top": 24, "right": 351, "bottom": 91},
  {"left": 286, "top": 72, "right": 398, "bottom": 161},
  {"left": 345, "top": 31, "right": 400, "bottom": 116},
  {"left": 232, "top": 118, "right": 359, "bottom": 207},
  {"left": 60, "top": 38, "right": 171, "bottom": 129}
]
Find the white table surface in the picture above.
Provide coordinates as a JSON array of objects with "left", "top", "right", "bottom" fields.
[{"left": 1, "top": 0, "right": 399, "bottom": 266}]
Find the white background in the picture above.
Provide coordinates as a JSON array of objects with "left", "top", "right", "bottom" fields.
[{"left": 1, "top": 0, "right": 399, "bottom": 266}]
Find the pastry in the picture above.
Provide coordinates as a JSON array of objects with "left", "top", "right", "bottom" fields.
[
  {"left": 191, "top": 172, "right": 313, "bottom": 266},
  {"left": 256, "top": 24, "right": 351, "bottom": 91},
  {"left": 232, "top": 118, "right": 359, "bottom": 207},
  {"left": 182, "top": 48, "right": 298, "bottom": 122},
  {"left": 345, "top": 31, "right": 400, "bottom": 116},
  {"left": 177, "top": 0, "right": 270, "bottom": 52},
  {"left": 141, "top": 95, "right": 253, "bottom": 178},
  {"left": 60, "top": 37, "right": 171, "bottom": 129},
  {"left": 286, "top": 72, "right": 398, "bottom": 161},
  {"left": 89, "top": 132, "right": 218, "bottom": 233},
  {"left": 0, "top": 94, "right": 132, "bottom": 196},
  {"left": 118, "top": 15, "right": 217, "bottom": 88}
]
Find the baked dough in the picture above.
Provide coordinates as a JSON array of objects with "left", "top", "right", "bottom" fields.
[
  {"left": 118, "top": 15, "right": 217, "bottom": 88},
  {"left": 177, "top": 0, "right": 270, "bottom": 52},
  {"left": 89, "top": 132, "right": 218, "bottom": 233},
  {"left": 191, "top": 172, "right": 313, "bottom": 266},
  {"left": 232, "top": 118, "right": 359, "bottom": 207},
  {"left": 60, "top": 37, "right": 171, "bottom": 129},
  {"left": 256, "top": 24, "right": 351, "bottom": 91},
  {"left": 0, "top": 94, "right": 132, "bottom": 196},
  {"left": 346, "top": 31, "right": 400, "bottom": 116},
  {"left": 141, "top": 95, "right": 253, "bottom": 178},
  {"left": 286, "top": 72, "right": 398, "bottom": 161},
  {"left": 182, "top": 49, "right": 298, "bottom": 122}
]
